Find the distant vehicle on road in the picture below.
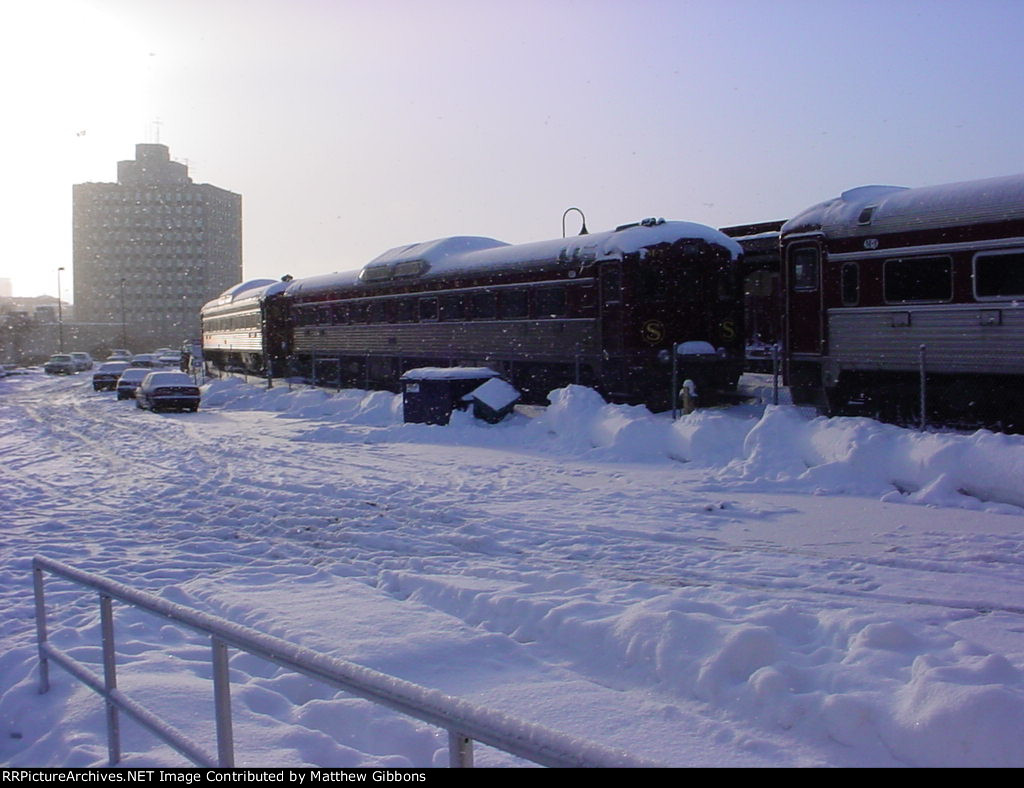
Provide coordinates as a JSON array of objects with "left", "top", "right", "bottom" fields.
[
  {"left": 106, "top": 349, "right": 132, "bottom": 362},
  {"left": 92, "top": 361, "right": 131, "bottom": 391},
  {"left": 135, "top": 371, "right": 201, "bottom": 412},
  {"left": 128, "top": 354, "right": 159, "bottom": 368},
  {"left": 44, "top": 354, "right": 77, "bottom": 375},
  {"left": 69, "top": 352, "right": 94, "bottom": 371},
  {"left": 116, "top": 367, "right": 151, "bottom": 399},
  {"left": 156, "top": 351, "right": 183, "bottom": 367}
]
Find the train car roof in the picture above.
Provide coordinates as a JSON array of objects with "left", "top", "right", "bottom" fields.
[
  {"left": 201, "top": 278, "right": 291, "bottom": 313},
  {"left": 284, "top": 220, "right": 742, "bottom": 298},
  {"left": 782, "top": 172, "right": 1024, "bottom": 239}
]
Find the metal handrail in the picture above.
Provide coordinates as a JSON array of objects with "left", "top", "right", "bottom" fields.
[{"left": 32, "top": 555, "right": 653, "bottom": 768}]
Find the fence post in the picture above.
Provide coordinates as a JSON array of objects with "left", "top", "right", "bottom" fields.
[
  {"left": 771, "top": 343, "right": 781, "bottom": 407},
  {"left": 32, "top": 565, "right": 50, "bottom": 694},
  {"left": 211, "top": 636, "right": 235, "bottom": 767},
  {"left": 100, "top": 594, "right": 121, "bottom": 765},
  {"left": 448, "top": 730, "right": 474, "bottom": 767},
  {"left": 919, "top": 344, "right": 927, "bottom": 431}
]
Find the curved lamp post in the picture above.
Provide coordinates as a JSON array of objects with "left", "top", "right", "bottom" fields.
[{"left": 562, "top": 207, "right": 589, "bottom": 238}]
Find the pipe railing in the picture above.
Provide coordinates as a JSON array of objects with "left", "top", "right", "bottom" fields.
[{"left": 32, "top": 555, "right": 653, "bottom": 769}]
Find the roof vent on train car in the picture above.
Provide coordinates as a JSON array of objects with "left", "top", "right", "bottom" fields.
[
  {"left": 359, "top": 264, "right": 393, "bottom": 282},
  {"left": 857, "top": 206, "right": 878, "bottom": 225},
  {"left": 393, "top": 259, "right": 428, "bottom": 278},
  {"left": 640, "top": 217, "right": 666, "bottom": 227}
]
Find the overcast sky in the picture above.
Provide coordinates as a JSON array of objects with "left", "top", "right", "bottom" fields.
[{"left": 2, "top": 0, "right": 1022, "bottom": 299}]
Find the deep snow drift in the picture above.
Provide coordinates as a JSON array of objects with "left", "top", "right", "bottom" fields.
[{"left": 1, "top": 372, "right": 1023, "bottom": 767}]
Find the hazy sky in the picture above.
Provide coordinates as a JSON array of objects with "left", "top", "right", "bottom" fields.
[{"left": 2, "top": 0, "right": 1023, "bottom": 299}]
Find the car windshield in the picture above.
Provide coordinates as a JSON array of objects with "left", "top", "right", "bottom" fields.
[{"left": 49, "top": 355, "right": 72, "bottom": 362}]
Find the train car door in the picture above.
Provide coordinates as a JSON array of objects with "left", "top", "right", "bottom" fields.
[
  {"left": 785, "top": 241, "right": 824, "bottom": 356},
  {"left": 599, "top": 261, "right": 625, "bottom": 394},
  {"left": 600, "top": 262, "right": 624, "bottom": 353}
]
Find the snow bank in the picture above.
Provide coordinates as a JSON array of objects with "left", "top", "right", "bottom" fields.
[{"left": 200, "top": 377, "right": 1024, "bottom": 513}]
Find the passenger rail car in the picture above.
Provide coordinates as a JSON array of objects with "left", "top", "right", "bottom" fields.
[
  {"left": 782, "top": 172, "right": 1024, "bottom": 429},
  {"left": 263, "top": 219, "right": 745, "bottom": 409},
  {"left": 200, "top": 279, "right": 289, "bottom": 373}
]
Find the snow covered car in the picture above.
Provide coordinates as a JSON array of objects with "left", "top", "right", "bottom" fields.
[
  {"left": 69, "top": 352, "right": 94, "bottom": 371},
  {"left": 128, "top": 353, "right": 160, "bottom": 368},
  {"left": 115, "top": 367, "right": 152, "bottom": 400},
  {"left": 44, "top": 354, "right": 77, "bottom": 374},
  {"left": 92, "top": 361, "right": 131, "bottom": 391},
  {"left": 135, "top": 371, "right": 201, "bottom": 412},
  {"left": 156, "top": 352, "right": 183, "bottom": 368}
]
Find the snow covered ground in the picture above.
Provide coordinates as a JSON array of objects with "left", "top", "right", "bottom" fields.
[{"left": 2, "top": 370, "right": 1023, "bottom": 768}]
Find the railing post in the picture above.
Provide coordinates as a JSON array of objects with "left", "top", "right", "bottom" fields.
[
  {"left": 771, "top": 343, "right": 781, "bottom": 406},
  {"left": 448, "top": 730, "right": 474, "bottom": 767},
  {"left": 919, "top": 343, "right": 927, "bottom": 431},
  {"left": 211, "top": 637, "right": 235, "bottom": 767},
  {"left": 32, "top": 564, "right": 50, "bottom": 694},
  {"left": 100, "top": 594, "right": 121, "bottom": 765}
]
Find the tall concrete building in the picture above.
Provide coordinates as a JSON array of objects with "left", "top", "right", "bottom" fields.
[{"left": 73, "top": 143, "right": 241, "bottom": 351}]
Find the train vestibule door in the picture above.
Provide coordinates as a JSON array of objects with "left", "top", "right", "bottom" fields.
[{"left": 784, "top": 242, "right": 824, "bottom": 357}]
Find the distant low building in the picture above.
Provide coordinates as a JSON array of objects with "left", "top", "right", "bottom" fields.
[{"left": 72, "top": 143, "right": 242, "bottom": 350}]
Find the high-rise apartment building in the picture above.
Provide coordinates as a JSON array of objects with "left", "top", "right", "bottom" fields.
[{"left": 73, "top": 143, "right": 241, "bottom": 350}]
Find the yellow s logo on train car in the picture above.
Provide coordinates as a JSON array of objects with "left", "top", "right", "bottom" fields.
[
  {"left": 719, "top": 320, "right": 736, "bottom": 341},
  {"left": 641, "top": 320, "right": 665, "bottom": 345}
]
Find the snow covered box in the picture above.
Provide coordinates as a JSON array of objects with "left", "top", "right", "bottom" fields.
[
  {"left": 461, "top": 377, "right": 520, "bottom": 423},
  {"left": 399, "top": 367, "right": 501, "bottom": 425}
]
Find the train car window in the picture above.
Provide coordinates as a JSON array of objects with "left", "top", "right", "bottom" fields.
[
  {"left": 439, "top": 294, "right": 465, "bottom": 321},
  {"left": 498, "top": 289, "right": 529, "bottom": 319},
  {"left": 332, "top": 303, "right": 349, "bottom": 324},
  {"left": 419, "top": 297, "right": 438, "bottom": 321},
  {"left": 316, "top": 305, "right": 331, "bottom": 325},
  {"left": 534, "top": 287, "right": 567, "bottom": 317},
  {"left": 883, "top": 256, "right": 952, "bottom": 302},
  {"left": 367, "top": 300, "right": 385, "bottom": 323},
  {"left": 350, "top": 302, "right": 368, "bottom": 323},
  {"left": 396, "top": 299, "right": 417, "bottom": 323},
  {"left": 791, "top": 248, "right": 819, "bottom": 291},
  {"left": 974, "top": 250, "right": 1024, "bottom": 299},
  {"left": 841, "top": 263, "right": 860, "bottom": 306},
  {"left": 469, "top": 291, "right": 497, "bottom": 319}
]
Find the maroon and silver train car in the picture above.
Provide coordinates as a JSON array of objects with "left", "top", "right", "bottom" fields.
[
  {"left": 278, "top": 219, "right": 745, "bottom": 409},
  {"left": 781, "top": 172, "right": 1024, "bottom": 428},
  {"left": 200, "top": 278, "right": 291, "bottom": 373}
]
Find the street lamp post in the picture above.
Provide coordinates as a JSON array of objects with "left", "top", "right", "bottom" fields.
[
  {"left": 562, "top": 207, "right": 589, "bottom": 238},
  {"left": 57, "top": 267, "right": 65, "bottom": 352},
  {"left": 120, "top": 278, "right": 127, "bottom": 349}
]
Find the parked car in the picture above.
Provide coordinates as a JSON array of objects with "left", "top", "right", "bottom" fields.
[
  {"left": 92, "top": 361, "right": 131, "bottom": 391},
  {"left": 135, "top": 371, "right": 201, "bottom": 412},
  {"left": 106, "top": 349, "right": 132, "bottom": 361},
  {"left": 115, "top": 367, "right": 152, "bottom": 400},
  {"left": 69, "top": 352, "right": 94, "bottom": 371},
  {"left": 129, "top": 353, "right": 159, "bottom": 368},
  {"left": 44, "top": 354, "right": 77, "bottom": 374}
]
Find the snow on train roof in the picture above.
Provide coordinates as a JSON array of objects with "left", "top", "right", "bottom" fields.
[
  {"left": 783, "top": 172, "right": 1024, "bottom": 238},
  {"left": 285, "top": 220, "right": 741, "bottom": 298},
  {"left": 203, "top": 278, "right": 292, "bottom": 312}
]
